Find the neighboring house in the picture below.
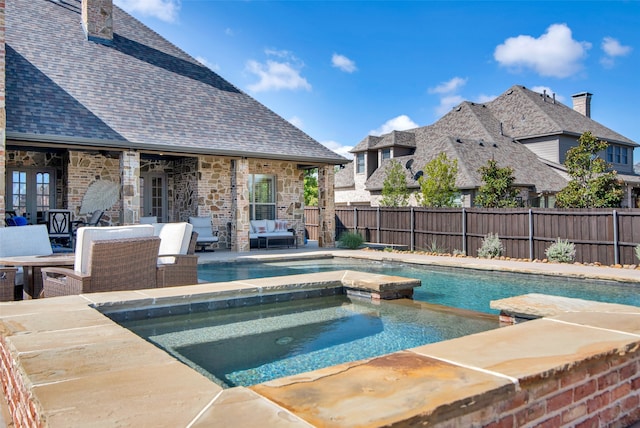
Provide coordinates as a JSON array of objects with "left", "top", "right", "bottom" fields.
[
  {"left": 0, "top": 0, "right": 346, "bottom": 250},
  {"left": 336, "top": 85, "right": 640, "bottom": 208}
]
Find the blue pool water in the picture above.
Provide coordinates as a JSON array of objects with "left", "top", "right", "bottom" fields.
[
  {"left": 198, "top": 258, "right": 640, "bottom": 314},
  {"left": 120, "top": 295, "right": 497, "bottom": 387}
]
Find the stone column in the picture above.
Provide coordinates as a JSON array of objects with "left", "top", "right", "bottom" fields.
[
  {"left": 317, "top": 164, "right": 336, "bottom": 248},
  {"left": 233, "top": 158, "right": 250, "bottom": 252},
  {"left": 0, "top": 0, "right": 5, "bottom": 222},
  {"left": 120, "top": 151, "right": 140, "bottom": 225}
]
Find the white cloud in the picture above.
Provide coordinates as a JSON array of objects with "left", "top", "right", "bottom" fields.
[
  {"left": 331, "top": 53, "right": 357, "bottom": 73},
  {"left": 195, "top": 56, "right": 219, "bottom": 71},
  {"left": 370, "top": 115, "right": 419, "bottom": 136},
  {"left": 600, "top": 37, "right": 632, "bottom": 68},
  {"left": 288, "top": 116, "right": 304, "bottom": 129},
  {"left": 428, "top": 77, "right": 467, "bottom": 94},
  {"left": 602, "top": 37, "right": 632, "bottom": 57},
  {"left": 531, "top": 86, "right": 565, "bottom": 102},
  {"left": 114, "top": 0, "right": 180, "bottom": 22},
  {"left": 321, "top": 140, "right": 353, "bottom": 159},
  {"left": 494, "top": 23, "right": 591, "bottom": 78},
  {"left": 435, "top": 95, "right": 465, "bottom": 116},
  {"left": 246, "top": 50, "right": 311, "bottom": 92}
]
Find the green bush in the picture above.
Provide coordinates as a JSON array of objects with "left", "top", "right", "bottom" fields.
[
  {"left": 545, "top": 238, "right": 576, "bottom": 263},
  {"left": 337, "top": 231, "right": 364, "bottom": 249},
  {"left": 635, "top": 244, "right": 640, "bottom": 262},
  {"left": 477, "top": 233, "right": 504, "bottom": 259}
]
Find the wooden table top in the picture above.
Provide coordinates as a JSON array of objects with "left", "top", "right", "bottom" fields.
[{"left": 0, "top": 254, "right": 75, "bottom": 267}]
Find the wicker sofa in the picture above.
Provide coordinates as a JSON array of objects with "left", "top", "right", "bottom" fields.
[
  {"left": 41, "top": 236, "right": 160, "bottom": 297},
  {"left": 249, "top": 219, "right": 297, "bottom": 249}
]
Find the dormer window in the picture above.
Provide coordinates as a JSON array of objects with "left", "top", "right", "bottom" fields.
[
  {"left": 356, "top": 153, "right": 365, "bottom": 174},
  {"left": 382, "top": 149, "right": 391, "bottom": 160}
]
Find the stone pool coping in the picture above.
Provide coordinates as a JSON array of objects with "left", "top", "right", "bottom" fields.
[{"left": 2, "top": 269, "right": 640, "bottom": 426}]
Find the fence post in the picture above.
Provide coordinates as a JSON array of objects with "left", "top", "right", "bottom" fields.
[
  {"left": 613, "top": 210, "right": 619, "bottom": 265},
  {"left": 410, "top": 207, "right": 415, "bottom": 252},
  {"left": 462, "top": 208, "right": 467, "bottom": 255},
  {"left": 353, "top": 207, "right": 358, "bottom": 235},
  {"left": 377, "top": 207, "right": 381, "bottom": 243},
  {"left": 529, "top": 209, "right": 534, "bottom": 261}
]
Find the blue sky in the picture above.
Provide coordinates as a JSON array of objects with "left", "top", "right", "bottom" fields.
[{"left": 115, "top": 0, "right": 640, "bottom": 164}]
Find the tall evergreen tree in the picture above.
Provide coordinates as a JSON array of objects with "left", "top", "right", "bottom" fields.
[
  {"left": 417, "top": 152, "right": 459, "bottom": 207},
  {"left": 474, "top": 159, "right": 520, "bottom": 208},
  {"left": 304, "top": 169, "right": 318, "bottom": 206},
  {"left": 555, "top": 131, "right": 623, "bottom": 208},
  {"left": 380, "top": 160, "right": 409, "bottom": 207}
]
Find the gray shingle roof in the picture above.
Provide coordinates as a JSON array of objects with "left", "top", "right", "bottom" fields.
[
  {"left": 365, "top": 102, "right": 570, "bottom": 192},
  {"left": 363, "top": 85, "right": 638, "bottom": 192},
  {"left": 489, "top": 85, "right": 637, "bottom": 146},
  {"left": 7, "top": 0, "right": 346, "bottom": 164}
]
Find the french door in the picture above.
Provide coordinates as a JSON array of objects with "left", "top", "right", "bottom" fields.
[
  {"left": 141, "top": 173, "right": 168, "bottom": 222},
  {"left": 6, "top": 168, "right": 56, "bottom": 224}
]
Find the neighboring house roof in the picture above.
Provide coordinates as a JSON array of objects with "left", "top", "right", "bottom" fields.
[
  {"left": 361, "top": 85, "right": 639, "bottom": 193},
  {"left": 351, "top": 131, "right": 417, "bottom": 152},
  {"left": 488, "top": 85, "right": 637, "bottom": 147},
  {"left": 334, "top": 162, "right": 355, "bottom": 188},
  {"left": 365, "top": 102, "right": 569, "bottom": 192},
  {"left": 6, "top": 0, "right": 346, "bottom": 164}
]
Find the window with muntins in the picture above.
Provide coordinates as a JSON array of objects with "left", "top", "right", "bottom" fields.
[
  {"left": 356, "top": 153, "right": 365, "bottom": 174},
  {"left": 382, "top": 149, "right": 391, "bottom": 160},
  {"left": 249, "top": 174, "right": 276, "bottom": 220}
]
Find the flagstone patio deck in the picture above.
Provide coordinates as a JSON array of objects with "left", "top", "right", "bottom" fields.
[{"left": 1, "top": 245, "right": 639, "bottom": 427}]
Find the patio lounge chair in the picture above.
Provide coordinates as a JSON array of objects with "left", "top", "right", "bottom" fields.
[
  {"left": 152, "top": 222, "right": 199, "bottom": 287},
  {"left": 41, "top": 225, "right": 158, "bottom": 297},
  {"left": 188, "top": 216, "right": 219, "bottom": 251}
]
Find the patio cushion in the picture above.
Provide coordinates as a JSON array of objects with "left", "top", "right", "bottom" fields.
[
  {"left": 75, "top": 225, "right": 154, "bottom": 274},
  {"left": 152, "top": 222, "right": 193, "bottom": 263}
]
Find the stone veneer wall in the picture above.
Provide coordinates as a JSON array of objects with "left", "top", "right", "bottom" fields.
[
  {"left": 196, "top": 156, "right": 234, "bottom": 249},
  {"left": 317, "top": 165, "right": 335, "bottom": 247},
  {"left": 0, "top": 0, "right": 5, "bottom": 220},
  {"left": 68, "top": 151, "right": 120, "bottom": 225},
  {"left": 171, "top": 157, "right": 195, "bottom": 222}
]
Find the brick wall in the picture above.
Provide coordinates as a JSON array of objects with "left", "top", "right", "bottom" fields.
[{"left": 431, "top": 348, "right": 640, "bottom": 427}]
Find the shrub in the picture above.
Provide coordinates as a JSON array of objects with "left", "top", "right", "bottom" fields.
[
  {"left": 635, "top": 244, "right": 640, "bottom": 262},
  {"left": 545, "top": 238, "right": 576, "bottom": 263},
  {"left": 428, "top": 238, "right": 445, "bottom": 254},
  {"left": 453, "top": 249, "right": 466, "bottom": 256},
  {"left": 477, "top": 233, "right": 504, "bottom": 259},
  {"left": 337, "top": 231, "right": 364, "bottom": 249}
]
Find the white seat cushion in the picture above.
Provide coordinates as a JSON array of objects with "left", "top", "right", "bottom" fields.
[
  {"left": 0, "top": 225, "right": 53, "bottom": 257},
  {"left": 75, "top": 225, "right": 154, "bottom": 274},
  {"left": 152, "top": 222, "right": 193, "bottom": 263}
]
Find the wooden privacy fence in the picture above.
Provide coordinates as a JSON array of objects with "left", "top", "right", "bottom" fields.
[{"left": 304, "top": 207, "right": 640, "bottom": 266}]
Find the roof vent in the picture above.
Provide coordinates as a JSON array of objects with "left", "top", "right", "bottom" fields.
[{"left": 456, "top": 138, "right": 463, "bottom": 143}]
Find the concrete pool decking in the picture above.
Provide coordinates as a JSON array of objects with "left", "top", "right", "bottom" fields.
[{"left": 1, "top": 248, "right": 640, "bottom": 427}]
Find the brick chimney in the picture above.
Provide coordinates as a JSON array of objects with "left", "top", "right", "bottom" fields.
[
  {"left": 571, "top": 92, "right": 592, "bottom": 118},
  {"left": 82, "top": 0, "right": 113, "bottom": 45}
]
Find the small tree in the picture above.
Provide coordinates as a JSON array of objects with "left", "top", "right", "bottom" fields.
[
  {"left": 555, "top": 131, "right": 624, "bottom": 208},
  {"left": 304, "top": 169, "right": 318, "bottom": 206},
  {"left": 417, "top": 152, "right": 459, "bottom": 207},
  {"left": 474, "top": 159, "right": 519, "bottom": 208},
  {"left": 380, "top": 160, "right": 410, "bottom": 207}
]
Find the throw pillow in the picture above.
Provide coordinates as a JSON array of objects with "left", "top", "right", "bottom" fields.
[{"left": 256, "top": 226, "right": 267, "bottom": 233}]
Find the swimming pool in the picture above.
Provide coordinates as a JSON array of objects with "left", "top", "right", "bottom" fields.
[
  {"left": 198, "top": 257, "right": 640, "bottom": 313},
  {"left": 120, "top": 294, "right": 497, "bottom": 387}
]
